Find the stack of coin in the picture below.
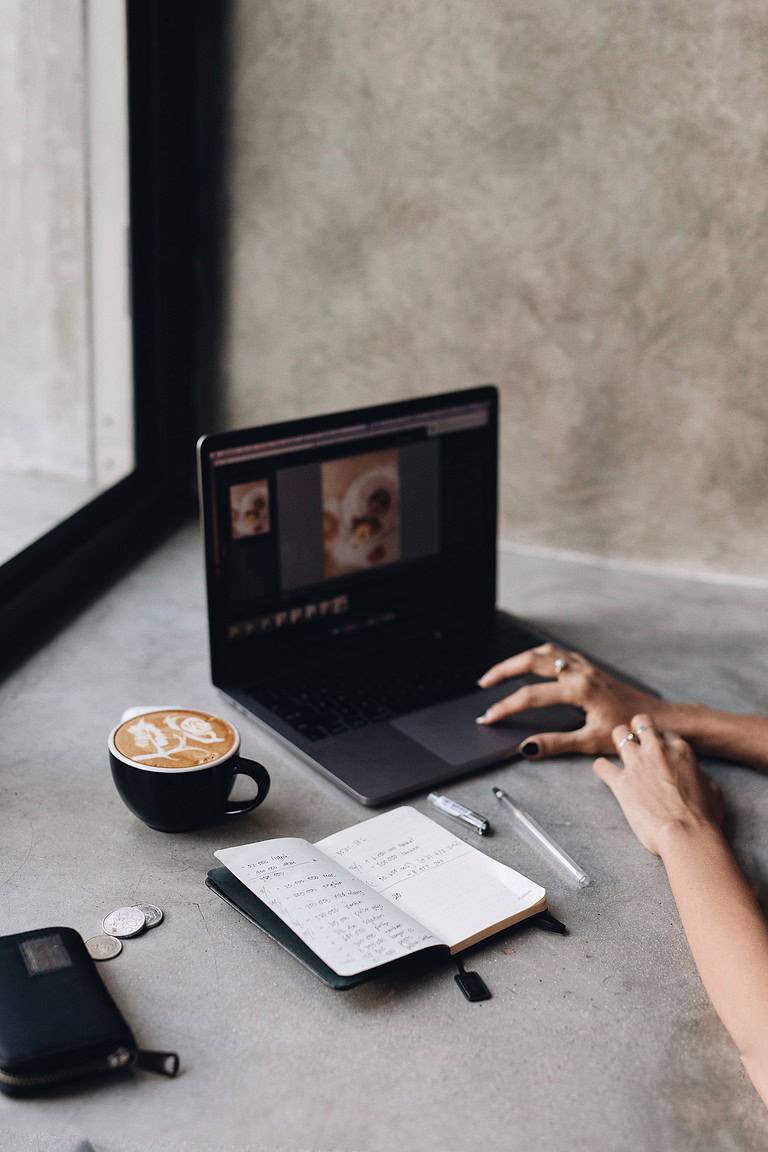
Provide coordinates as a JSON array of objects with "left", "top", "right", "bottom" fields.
[{"left": 85, "top": 902, "right": 164, "bottom": 961}]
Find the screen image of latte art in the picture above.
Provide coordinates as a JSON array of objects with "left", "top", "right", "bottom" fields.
[{"left": 114, "top": 710, "right": 237, "bottom": 769}]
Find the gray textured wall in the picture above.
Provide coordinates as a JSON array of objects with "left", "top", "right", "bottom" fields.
[{"left": 216, "top": 1, "right": 768, "bottom": 578}]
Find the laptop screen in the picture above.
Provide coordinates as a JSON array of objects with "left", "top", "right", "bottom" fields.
[{"left": 199, "top": 388, "right": 497, "bottom": 682}]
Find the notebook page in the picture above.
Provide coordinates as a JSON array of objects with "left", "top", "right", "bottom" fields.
[
  {"left": 317, "top": 807, "right": 546, "bottom": 952},
  {"left": 215, "top": 837, "right": 442, "bottom": 977}
]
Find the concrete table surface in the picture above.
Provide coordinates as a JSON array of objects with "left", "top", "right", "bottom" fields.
[{"left": 2, "top": 524, "right": 768, "bottom": 1152}]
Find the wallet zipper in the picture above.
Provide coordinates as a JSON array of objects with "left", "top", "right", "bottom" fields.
[{"left": 0, "top": 1045, "right": 178, "bottom": 1089}]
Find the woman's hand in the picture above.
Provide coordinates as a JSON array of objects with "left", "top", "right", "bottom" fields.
[
  {"left": 592, "top": 714, "right": 724, "bottom": 856},
  {"left": 477, "top": 644, "right": 668, "bottom": 758}
]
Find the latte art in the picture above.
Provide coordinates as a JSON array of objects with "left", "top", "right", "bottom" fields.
[{"left": 113, "top": 709, "right": 237, "bottom": 769}]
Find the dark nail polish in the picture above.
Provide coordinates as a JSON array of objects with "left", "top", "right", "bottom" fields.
[{"left": 520, "top": 741, "right": 540, "bottom": 758}]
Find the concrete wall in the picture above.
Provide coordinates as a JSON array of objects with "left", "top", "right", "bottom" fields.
[{"left": 215, "top": 1, "right": 768, "bottom": 578}]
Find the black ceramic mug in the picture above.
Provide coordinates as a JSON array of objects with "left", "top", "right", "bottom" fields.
[{"left": 108, "top": 706, "right": 270, "bottom": 832}]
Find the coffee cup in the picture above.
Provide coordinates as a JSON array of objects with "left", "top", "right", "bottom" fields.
[{"left": 108, "top": 706, "right": 270, "bottom": 832}]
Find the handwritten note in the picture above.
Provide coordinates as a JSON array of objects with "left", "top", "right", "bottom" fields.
[
  {"left": 317, "top": 807, "right": 546, "bottom": 952},
  {"left": 215, "top": 838, "right": 441, "bottom": 976}
]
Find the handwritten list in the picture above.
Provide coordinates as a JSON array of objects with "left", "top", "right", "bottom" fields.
[
  {"left": 318, "top": 807, "right": 544, "bottom": 951},
  {"left": 215, "top": 838, "right": 441, "bottom": 976}
]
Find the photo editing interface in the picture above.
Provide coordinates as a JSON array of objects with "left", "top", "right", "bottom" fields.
[{"left": 207, "top": 398, "right": 493, "bottom": 656}]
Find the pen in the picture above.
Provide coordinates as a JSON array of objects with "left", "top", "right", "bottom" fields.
[
  {"left": 428, "top": 792, "right": 490, "bottom": 836},
  {"left": 492, "top": 787, "right": 591, "bottom": 888}
]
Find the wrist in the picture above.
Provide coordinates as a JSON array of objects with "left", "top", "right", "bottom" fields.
[
  {"left": 651, "top": 700, "right": 750, "bottom": 762},
  {"left": 657, "top": 813, "right": 725, "bottom": 862},
  {"left": 650, "top": 701, "right": 713, "bottom": 746}
]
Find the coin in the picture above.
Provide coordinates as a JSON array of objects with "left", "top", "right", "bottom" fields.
[
  {"left": 86, "top": 934, "right": 123, "bottom": 961},
  {"left": 136, "top": 903, "right": 164, "bottom": 930},
  {"left": 102, "top": 906, "right": 146, "bottom": 938}
]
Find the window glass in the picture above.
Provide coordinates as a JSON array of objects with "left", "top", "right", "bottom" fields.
[{"left": 0, "top": 0, "right": 132, "bottom": 565}]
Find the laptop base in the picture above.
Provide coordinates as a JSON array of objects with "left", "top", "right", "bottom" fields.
[{"left": 223, "top": 611, "right": 588, "bottom": 805}]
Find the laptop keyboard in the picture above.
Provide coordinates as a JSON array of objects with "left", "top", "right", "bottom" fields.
[{"left": 250, "top": 623, "right": 538, "bottom": 742}]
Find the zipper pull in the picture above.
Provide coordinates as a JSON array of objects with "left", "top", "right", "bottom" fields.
[{"left": 134, "top": 1049, "right": 180, "bottom": 1077}]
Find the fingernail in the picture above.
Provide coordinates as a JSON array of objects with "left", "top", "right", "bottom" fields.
[
  {"left": 476, "top": 714, "right": 489, "bottom": 725},
  {"left": 477, "top": 676, "right": 489, "bottom": 687},
  {"left": 520, "top": 741, "right": 540, "bottom": 758}
]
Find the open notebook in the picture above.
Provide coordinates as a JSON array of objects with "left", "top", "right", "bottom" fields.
[{"left": 208, "top": 806, "right": 546, "bottom": 988}]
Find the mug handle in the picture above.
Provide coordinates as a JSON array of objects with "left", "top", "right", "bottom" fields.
[{"left": 224, "top": 756, "right": 271, "bottom": 816}]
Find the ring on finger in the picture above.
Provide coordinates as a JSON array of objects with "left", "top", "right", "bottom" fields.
[
  {"left": 617, "top": 732, "right": 639, "bottom": 750},
  {"left": 635, "top": 724, "right": 654, "bottom": 736},
  {"left": 553, "top": 656, "right": 569, "bottom": 676}
]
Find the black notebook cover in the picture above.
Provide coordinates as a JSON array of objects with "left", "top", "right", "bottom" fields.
[{"left": 206, "top": 867, "right": 450, "bottom": 990}]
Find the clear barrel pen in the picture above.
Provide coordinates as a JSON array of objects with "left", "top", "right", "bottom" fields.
[{"left": 493, "top": 787, "right": 591, "bottom": 888}]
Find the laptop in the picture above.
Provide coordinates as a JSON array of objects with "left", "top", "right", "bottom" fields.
[{"left": 198, "top": 386, "right": 644, "bottom": 805}]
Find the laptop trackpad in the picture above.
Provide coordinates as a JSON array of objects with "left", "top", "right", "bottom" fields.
[{"left": 391, "top": 683, "right": 584, "bottom": 767}]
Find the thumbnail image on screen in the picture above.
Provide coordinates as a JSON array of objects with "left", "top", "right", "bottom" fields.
[
  {"left": 321, "top": 448, "right": 401, "bottom": 578},
  {"left": 230, "top": 479, "right": 271, "bottom": 539}
]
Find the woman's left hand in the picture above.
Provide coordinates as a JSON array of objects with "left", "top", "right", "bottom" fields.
[
  {"left": 478, "top": 644, "right": 669, "bottom": 758},
  {"left": 592, "top": 714, "right": 724, "bottom": 856}
]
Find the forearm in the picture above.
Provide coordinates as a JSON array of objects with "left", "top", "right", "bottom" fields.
[
  {"left": 654, "top": 702, "right": 768, "bottom": 771},
  {"left": 661, "top": 821, "right": 768, "bottom": 1102}
]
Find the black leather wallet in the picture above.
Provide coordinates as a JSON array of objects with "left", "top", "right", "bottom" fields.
[{"left": 0, "top": 926, "right": 179, "bottom": 1095}]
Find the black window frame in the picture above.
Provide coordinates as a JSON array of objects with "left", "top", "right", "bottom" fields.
[{"left": 0, "top": 0, "right": 200, "bottom": 668}]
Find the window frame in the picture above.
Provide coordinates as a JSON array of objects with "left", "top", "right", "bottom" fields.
[{"left": 0, "top": 0, "right": 199, "bottom": 667}]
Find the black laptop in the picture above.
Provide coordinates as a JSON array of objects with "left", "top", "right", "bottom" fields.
[{"left": 198, "top": 386, "right": 640, "bottom": 804}]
